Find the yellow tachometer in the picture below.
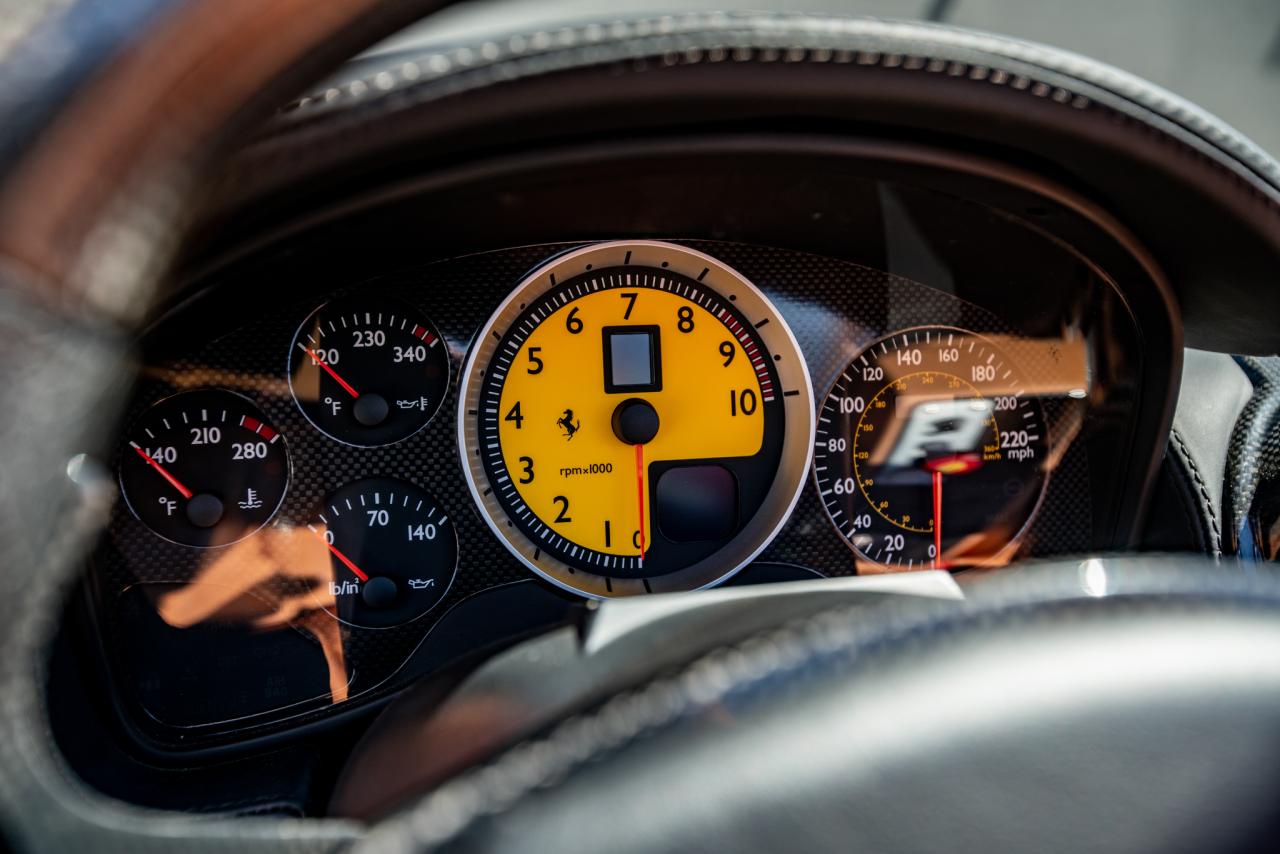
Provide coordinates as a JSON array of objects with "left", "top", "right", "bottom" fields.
[{"left": 458, "top": 241, "right": 813, "bottom": 597}]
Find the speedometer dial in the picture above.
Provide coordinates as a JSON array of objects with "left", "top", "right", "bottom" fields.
[
  {"left": 459, "top": 241, "right": 814, "bottom": 598},
  {"left": 814, "top": 327, "right": 1048, "bottom": 570}
]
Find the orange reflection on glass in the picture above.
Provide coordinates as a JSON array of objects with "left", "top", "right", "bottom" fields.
[
  {"left": 153, "top": 523, "right": 352, "bottom": 703},
  {"left": 850, "top": 332, "right": 1089, "bottom": 574}
]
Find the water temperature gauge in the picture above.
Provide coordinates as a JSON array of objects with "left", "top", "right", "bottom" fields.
[
  {"left": 308, "top": 478, "right": 458, "bottom": 628},
  {"left": 288, "top": 296, "right": 450, "bottom": 447},
  {"left": 118, "top": 389, "right": 290, "bottom": 547}
]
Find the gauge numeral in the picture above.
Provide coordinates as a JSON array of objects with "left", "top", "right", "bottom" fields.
[
  {"left": 972, "top": 365, "right": 996, "bottom": 382},
  {"left": 232, "top": 441, "right": 268, "bottom": 460},
  {"left": 190, "top": 427, "right": 221, "bottom": 445},
  {"left": 565, "top": 306, "right": 583, "bottom": 334},
  {"left": 505, "top": 401, "right": 525, "bottom": 429},
  {"left": 838, "top": 396, "right": 865, "bottom": 414},
  {"left": 526, "top": 347, "right": 544, "bottom": 374},
  {"left": 353, "top": 330, "right": 386, "bottom": 348},
  {"left": 619, "top": 292, "right": 638, "bottom": 320},
  {"left": 728, "top": 388, "right": 758, "bottom": 417},
  {"left": 1000, "top": 430, "right": 1033, "bottom": 449},
  {"left": 309, "top": 347, "right": 340, "bottom": 365},
  {"left": 552, "top": 495, "right": 572, "bottom": 523},
  {"left": 993, "top": 396, "right": 1018, "bottom": 411},
  {"left": 677, "top": 305, "right": 695, "bottom": 333},
  {"left": 883, "top": 534, "right": 905, "bottom": 552},
  {"left": 407, "top": 523, "right": 437, "bottom": 541},
  {"left": 518, "top": 456, "right": 535, "bottom": 484},
  {"left": 719, "top": 341, "right": 735, "bottom": 366},
  {"left": 367, "top": 509, "right": 390, "bottom": 526},
  {"left": 862, "top": 366, "right": 884, "bottom": 381},
  {"left": 393, "top": 345, "right": 429, "bottom": 363},
  {"left": 146, "top": 446, "right": 177, "bottom": 464},
  {"left": 831, "top": 476, "right": 857, "bottom": 495}
]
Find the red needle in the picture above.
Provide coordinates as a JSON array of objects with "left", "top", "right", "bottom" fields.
[
  {"left": 322, "top": 538, "right": 370, "bottom": 582},
  {"left": 635, "top": 443, "right": 647, "bottom": 564},
  {"left": 301, "top": 345, "right": 360, "bottom": 399},
  {"left": 932, "top": 469, "right": 943, "bottom": 570},
  {"left": 130, "top": 442, "right": 193, "bottom": 500}
]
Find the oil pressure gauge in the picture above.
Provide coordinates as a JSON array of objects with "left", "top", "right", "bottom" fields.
[
  {"left": 289, "top": 296, "right": 449, "bottom": 447},
  {"left": 307, "top": 478, "right": 457, "bottom": 628}
]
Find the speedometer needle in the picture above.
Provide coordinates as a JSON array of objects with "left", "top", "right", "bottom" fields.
[
  {"left": 635, "top": 443, "right": 647, "bottom": 565},
  {"left": 931, "top": 470, "right": 943, "bottom": 570},
  {"left": 301, "top": 344, "right": 360, "bottom": 399},
  {"left": 130, "top": 442, "right": 194, "bottom": 499}
]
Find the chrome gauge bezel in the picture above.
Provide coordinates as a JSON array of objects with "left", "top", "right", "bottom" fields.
[
  {"left": 457, "top": 240, "right": 815, "bottom": 598},
  {"left": 286, "top": 296, "right": 451, "bottom": 449},
  {"left": 117, "top": 388, "right": 292, "bottom": 549}
]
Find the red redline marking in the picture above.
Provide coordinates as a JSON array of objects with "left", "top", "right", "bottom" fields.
[
  {"left": 303, "top": 346, "right": 360, "bottom": 398},
  {"left": 716, "top": 308, "right": 776, "bottom": 399},
  {"left": 130, "top": 443, "right": 194, "bottom": 500}
]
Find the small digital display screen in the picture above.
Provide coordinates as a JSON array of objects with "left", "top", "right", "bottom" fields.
[{"left": 603, "top": 326, "right": 662, "bottom": 393}]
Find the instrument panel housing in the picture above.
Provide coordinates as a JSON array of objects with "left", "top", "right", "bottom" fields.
[{"left": 77, "top": 138, "right": 1176, "bottom": 757}]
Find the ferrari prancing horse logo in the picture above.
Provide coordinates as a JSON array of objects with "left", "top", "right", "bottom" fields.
[{"left": 557, "top": 408, "right": 581, "bottom": 440}]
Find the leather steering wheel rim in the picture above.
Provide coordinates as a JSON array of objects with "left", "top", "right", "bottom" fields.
[{"left": 0, "top": 2, "right": 458, "bottom": 850}]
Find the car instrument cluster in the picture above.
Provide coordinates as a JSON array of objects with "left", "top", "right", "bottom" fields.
[{"left": 89, "top": 233, "right": 1144, "bottom": 750}]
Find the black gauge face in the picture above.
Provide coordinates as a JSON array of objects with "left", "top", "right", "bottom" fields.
[
  {"left": 119, "top": 389, "right": 289, "bottom": 547},
  {"left": 814, "top": 327, "right": 1049, "bottom": 570},
  {"left": 307, "top": 478, "right": 458, "bottom": 628},
  {"left": 288, "top": 296, "right": 449, "bottom": 446}
]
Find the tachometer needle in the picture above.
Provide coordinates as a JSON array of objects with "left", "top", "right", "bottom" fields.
[
  {"left": 301, "top": 344, "right": 360, "bottom": 399},
  {"left": 931, "top": 469, "right": 943, "bottom": 570},
  {"left": 130, "top": 442, "right": 193, "bottom": 500},
  {"left": 635, "top": 443, "right": 647, "bottom": 565}
]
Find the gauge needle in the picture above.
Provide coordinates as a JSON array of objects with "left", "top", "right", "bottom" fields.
[
  {"left": 313, "top": 532, "right": 370, "bottom": 582},
  {"left": 130, "top": 442, "right": 194, "bottom": 499},
  {"left": 931, "top": 470, "right": 943, "bottom": 570},
  {"left": 635, "top": 443, "right": 647, "bottom": 565},
  {"left": 300, "top": 344, "right": 360, "bottom": 399}
]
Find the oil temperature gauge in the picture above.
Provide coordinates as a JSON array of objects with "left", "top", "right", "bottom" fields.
[
  {"left": 289, "top": 296, "right": 450, "bottom": 447},
  {"left": 307, "top": 478, "right": 457, "bottom": 628}
]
